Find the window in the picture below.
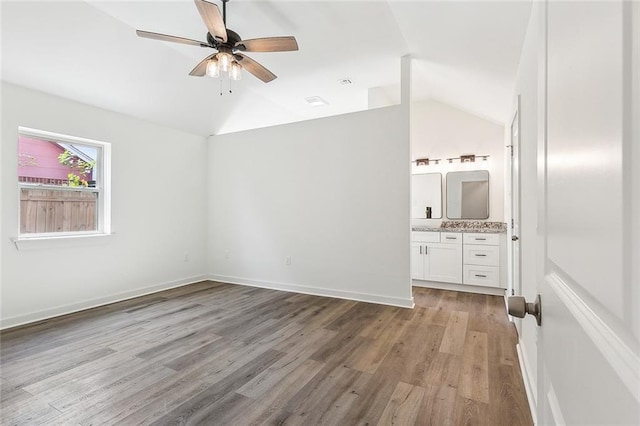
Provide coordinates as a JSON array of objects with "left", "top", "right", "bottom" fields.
[{"left": 17, "top": 127, "right": 111, "bottom": 238}]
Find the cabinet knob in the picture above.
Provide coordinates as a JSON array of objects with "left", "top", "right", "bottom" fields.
[{"left": 507, "top": 295, "right": 541, "bottom": 326}]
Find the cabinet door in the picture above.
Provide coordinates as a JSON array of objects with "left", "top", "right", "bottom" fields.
[
  {"left": 410, "top": 242, "right": 425, "bottom": 279},
  {"left": 425, "top": 243, "right": 462, "bottom": 283}
]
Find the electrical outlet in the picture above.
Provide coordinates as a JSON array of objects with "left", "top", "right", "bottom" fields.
[
  {"left": 285, "top": 256, "right": 291, "bottom": 266},
  {"left": 225, "top": 250, "right": 230, "bottom": 260},
  {"left": 183, "top": 253, "right": 190, "bottom": 262}
]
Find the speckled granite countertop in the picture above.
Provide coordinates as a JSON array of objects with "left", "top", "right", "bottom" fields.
[{"left": 412, "top": 220, "right": 507, "bottom": 234}]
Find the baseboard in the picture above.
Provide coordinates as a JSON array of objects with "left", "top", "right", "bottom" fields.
[
  {"left": 516, "top": 342, "right": 538, "bottom": 425},
  {"left": 208, "top": 274, "right": 415, "bottom": 308},
  {"left": 0, "top": 274, "right": 208, "bottom": 330},
  {"left": 412, "top": 279, "right": 506, "bottom": 296}
]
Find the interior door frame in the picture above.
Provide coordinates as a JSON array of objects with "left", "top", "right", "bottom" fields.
[{"left": 506, "top": 95, "right": 521, "bottom": 304}]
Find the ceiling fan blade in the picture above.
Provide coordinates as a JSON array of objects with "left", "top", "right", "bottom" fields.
[
  {"left": 194, "top": 0, "right": 227, "bottom": 43},
  {"left": 136, "top": 30, "right": 210, "bottom": 47},
  {"left": 189, "top": 53, "right": 217, "bottom": 77},
  {"left": 236, "top": 36, "right": 299, "bottom": 52},
  {"left": 236, "top": 54, "right": 277, "bottom": 83}
]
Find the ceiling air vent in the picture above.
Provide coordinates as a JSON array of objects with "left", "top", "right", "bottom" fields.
[
  {"left": 305, "top": 96, "right": 328, "bottom": 107},
  {"left": 338, "top": 78, "right": 352, "bottom": 85}
]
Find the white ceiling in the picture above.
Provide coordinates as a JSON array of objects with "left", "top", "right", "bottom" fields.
[{"left": 1, "top": 1, "right": 532, "bottom": 136}]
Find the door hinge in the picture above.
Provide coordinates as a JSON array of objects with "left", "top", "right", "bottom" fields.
[
  {"left": 511, "top": 289, "right": 515, "bottom": 296},
  {"left": 511, "top": 218, "right": 514, "bottom": 229}
]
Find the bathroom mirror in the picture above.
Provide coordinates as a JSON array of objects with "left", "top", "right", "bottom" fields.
[
  {"left": 446, "top": 170, "right": 489, "bottom": 219},
  {"left": 411, "top": 173, "right": 442, "bottom": 219}
]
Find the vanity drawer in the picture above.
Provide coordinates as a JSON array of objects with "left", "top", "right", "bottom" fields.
[
  {"left": 440, "top": 232, "right": 462, "bottom": 245},
  {"left": 463, "top": 265, "right": 501, "bottom": 287},
  {"left": 412, "top": 232, "right": 440, "bottom": 243},
  {"left": 463, "top": 233, "right": 500, "bottom": 246},
  {"left": 464, "top": 245, "right": 499, "bottom": 266}
]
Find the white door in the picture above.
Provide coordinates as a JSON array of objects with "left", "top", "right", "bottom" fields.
[{"left": 536, "top": 1, "right": 640, "bottom": 423}]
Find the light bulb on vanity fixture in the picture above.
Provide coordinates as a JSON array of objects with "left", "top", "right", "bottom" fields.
[{"left": 413, "top": 158, "right": 442, "bottom": 167}]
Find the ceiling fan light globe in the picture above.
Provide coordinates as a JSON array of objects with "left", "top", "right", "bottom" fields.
[
  {"left": 217, "top": 52, "right": 233, "bottom": 73},
  {"left": 230, "top": 62, "right": 242, "bottom": 81},
  {"left": 206, "top": 59, "right": 220, "bottom": 78}
]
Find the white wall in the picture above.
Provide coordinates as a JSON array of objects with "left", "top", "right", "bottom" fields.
[
  {"left": 510, "top": 2, "right": 541, "bottom": 421},
  {"left": 0, "top": 83, "right": 208, "bottom": 328},
  {"left": 207, "top": 105, "right": 413, "bottom": 307},
  {"left": 368, "top": 85, "right": 400, "bottom": 109},
  {"left": 410, "top": 99, "right": 505, "bottom": 227}
]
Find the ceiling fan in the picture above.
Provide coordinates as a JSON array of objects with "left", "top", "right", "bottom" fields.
[{"left": 136, "top": 0, "right": 298, "bottom": 83}]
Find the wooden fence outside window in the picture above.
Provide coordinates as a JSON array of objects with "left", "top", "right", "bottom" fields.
[{"left": 20, "top": 188, "right": 97, "bottom": 234}]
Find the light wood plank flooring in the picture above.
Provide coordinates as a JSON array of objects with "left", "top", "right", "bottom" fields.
[{"left": 0, "top": 281, "right": 532, "bottom": 425}]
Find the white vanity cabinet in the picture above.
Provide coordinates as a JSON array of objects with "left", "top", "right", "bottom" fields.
[
  {"left": 411, "top": 232, "right": 462, "bottom": 284},
  {"left": 412, "top": 230, "right": 506, "bottom": 292}
]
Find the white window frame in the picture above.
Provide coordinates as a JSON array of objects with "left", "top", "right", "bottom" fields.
[{"left": 14, "top": 127, "right": 111, "bottom": 248}]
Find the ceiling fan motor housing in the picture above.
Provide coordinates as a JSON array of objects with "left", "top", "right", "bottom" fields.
[{"left": 207, "top": 29, "right": 242, "bottom": 49}]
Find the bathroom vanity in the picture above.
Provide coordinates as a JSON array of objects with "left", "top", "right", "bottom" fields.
[
  {"left": 411, "top": 221, "right": 507, "bottom": 294},
  {"left": 411, "top": 167, "right": 504, "bottom": 294}
]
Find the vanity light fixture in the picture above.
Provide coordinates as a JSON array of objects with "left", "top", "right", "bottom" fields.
[
  {"left": 439, "top": 154, "right": 491, "bottom": 164},
  {"left": 413, "top": 154, "right": 488, "bottom": 166}
]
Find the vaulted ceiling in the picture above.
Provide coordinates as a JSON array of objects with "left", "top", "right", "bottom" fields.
[{"left": 1, "top": 1, "right": 532, "bottom": 136}]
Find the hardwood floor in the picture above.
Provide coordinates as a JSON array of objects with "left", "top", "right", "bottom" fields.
[{"left": 0, "top": 282, "right": 532, "bottom": 425}]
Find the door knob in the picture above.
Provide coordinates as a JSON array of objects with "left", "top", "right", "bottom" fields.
[
  {"left": 512, "top": 235, "right": 519, "bottom": 241},
  {"left": 508, "top": 294, "right": 541, "bottom": 326}
]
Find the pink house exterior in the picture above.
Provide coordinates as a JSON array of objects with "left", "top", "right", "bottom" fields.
[{"left": 18, "top": 136, "right": 93, "bottom": 184}]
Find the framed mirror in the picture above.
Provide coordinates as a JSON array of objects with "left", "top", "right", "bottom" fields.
[
  {"left": 446, "top": 170, "right": 489, "bottom": 219},
  {"left": 411, "top": 173, "right": 442, "bottom": 219}
]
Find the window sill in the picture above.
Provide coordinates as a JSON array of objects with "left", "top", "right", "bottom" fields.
[{"left": 12, "top": 232, "right": 114, "bottom": 251}]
